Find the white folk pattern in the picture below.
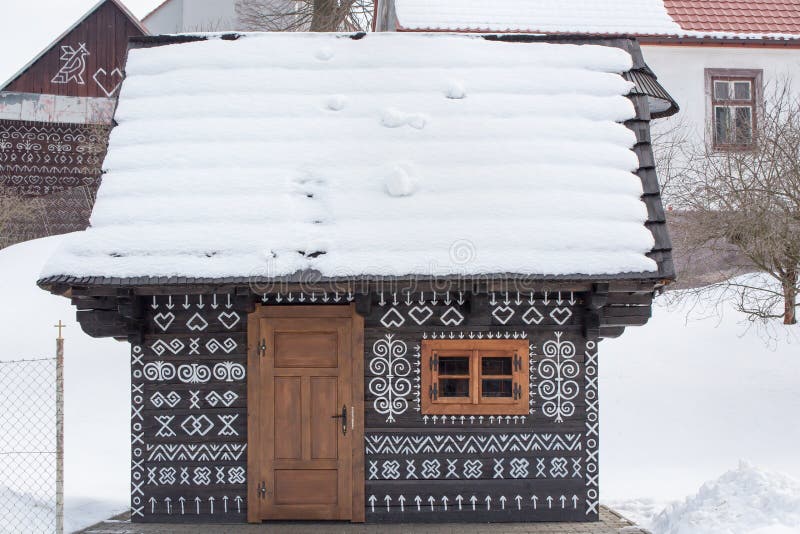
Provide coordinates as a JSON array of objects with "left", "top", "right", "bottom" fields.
[
  {"left": 146, "top": 443, "right": 247, "bottom": 462},
  {"left": 584, "top": 340, "right": 599, "bottom": 516},
  {"left": 367, "top": 493, "right": 580, "bottom": 513},
  {"left": 51, "top": 43, "right": 89, "bottom": 85},
  {"left": 365, "top": 433, "right": 583, "bottom": 455},
  {"left": 131, "top": 345, "right": 145, "bottom": 518},
  {"left": 538, "top": 332, "right": 580, "bottom": 423},
  {"left": 368, "top": 335, "right": 412, "bottom": 423}
]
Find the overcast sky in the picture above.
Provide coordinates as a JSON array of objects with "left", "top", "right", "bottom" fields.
[{"left": 0, "top": 0, "right": 163, "bottom": 85}]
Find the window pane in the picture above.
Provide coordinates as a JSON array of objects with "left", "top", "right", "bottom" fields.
[
  {"left": 715, "top": 106, "right": 731, "bottom": 145},
  {"left": 714, "top": 80, "right": 730, "bottom": 100},
  {"left": 482, "top": 357, "right": 512, "bottom": 375},
  {"left": 733, "top": 81, "right": 752, "bottom": 100},
  {"left": 735, "top": 106, "right": 753, "bottom": 144},
  {"left": 438, "top": 356, "right": 469, "bottom": 375},
  {"left": 439, "top": 378, "right": 470, "bottom": 397},
  {"left": 482, "top": 379, "right": 512, "bottom": 398}
]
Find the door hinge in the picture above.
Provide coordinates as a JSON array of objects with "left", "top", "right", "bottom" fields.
[
  {"left": 430, "top": 352, "right": 438, "bottom": 371},
  {"left": 514, "top": 353, "right": 522, "bottom": 371},
  {"left": 513, "top": 383, "right": 522, "bottom": 400},
  {"left": 257, "top": 339, "right": 266, "bottom": 357},
  {"left": 429, "top": 383, "right": 438, "bottom": 400}
]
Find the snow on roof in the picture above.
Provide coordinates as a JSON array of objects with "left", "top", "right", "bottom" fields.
[
  {"left": 391, "top": 0, "right": 800, "bottom": 40},
  {"left": 393, "top": 0, "right": 683, "bottom": 35},
  {"left": 42, "top": 32, "right": 658, "bottom": 281}
]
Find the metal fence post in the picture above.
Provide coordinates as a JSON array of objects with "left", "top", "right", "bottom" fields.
[{"left": 55, "top": 320, "right": 65, "bottom": 534}]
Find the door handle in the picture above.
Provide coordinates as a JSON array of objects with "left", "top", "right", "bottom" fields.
[{"left": 331, "top": 404, "right": 347, "bottom": 436}]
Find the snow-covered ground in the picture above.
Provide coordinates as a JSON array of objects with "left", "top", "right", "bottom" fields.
[
  {"left": 0, "top": 234, "right": 798, "bottom": 532},
  {"left": 602, "top": 284, "right": 800, "bottom": 532}
]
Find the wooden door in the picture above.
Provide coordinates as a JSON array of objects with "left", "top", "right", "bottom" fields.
[{"left": 248, "top": 306, "right": 364, "bottom": 522}]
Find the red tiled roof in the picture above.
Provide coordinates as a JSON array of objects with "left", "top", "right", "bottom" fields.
[{"left": 664, "top": 0, "right": 800, "bottom": 34}]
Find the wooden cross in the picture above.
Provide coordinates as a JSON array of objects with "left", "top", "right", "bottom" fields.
[{"left": 54, "top": 320, "right": 66, "bottom": 340}]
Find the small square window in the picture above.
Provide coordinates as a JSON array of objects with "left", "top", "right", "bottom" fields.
[
  {"left": 709, "top": 72, "right": 760, "bottom": 149},
  {"left": 421, "top": 339, "right": 529, "bottom": 415}
]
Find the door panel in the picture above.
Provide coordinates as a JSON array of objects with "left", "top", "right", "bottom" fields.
[
  {"left": 310, "top": 377, "right": 338, "bottom": 460},
  {"left": 250, "top": 310, "right": 355, "bottom": 521},
  {"left": 274, "top": 377, "right": 301, "bottom": 460}
]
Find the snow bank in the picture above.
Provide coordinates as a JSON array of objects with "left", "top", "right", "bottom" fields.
[
  {"left": 0, "top": 236, "right": 129, "bottom": 532},
  {"left": 651, "top": 462, "right": 800, "bottom": 534},
  {"left": 42, "top": 32, "right": 656, "bottom": 280}
]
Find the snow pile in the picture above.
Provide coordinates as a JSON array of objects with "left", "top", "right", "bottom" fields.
[
  {"left": 0, "top": 237, "right": 129, "bottom": 532},
  {"left": 651, "top": 462, "right": 800, "bottom": 534},
  {"left": 602, "top": 281, "right": 800, "bottom": 532},
  {"left": 393, "top": 0, "right": 683, "bottom": 34},
  {"left": 42, "top": 32, "right": 656, "bottom": 280}
]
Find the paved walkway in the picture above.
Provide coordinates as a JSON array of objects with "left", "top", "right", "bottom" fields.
[{"left": 79, "top": 506, "right": 648, "bottom": 534}]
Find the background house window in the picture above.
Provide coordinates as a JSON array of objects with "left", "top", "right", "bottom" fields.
[
  {"left": 421, "top": 339, "right": 529, "bottom": 415},
  {"left": 706, "top": 69, "right": 763, "bottom": 149}
]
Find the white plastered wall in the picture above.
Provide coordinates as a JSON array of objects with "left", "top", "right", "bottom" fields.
[{"left": 641, "top": 44, "right": 800, "bottom": 140}]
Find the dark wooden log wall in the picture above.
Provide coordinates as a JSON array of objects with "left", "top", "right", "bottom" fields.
[
  {"left": 362, "top": 290, "right": 599, "bottom": 523},
  {"left": 3, "top": 0, "right": 144, "bottom": 98},
  {"left": 131, "top": 293, "right": 249, "bottom": 523},
  {"left": 127, "top": 289, "right": 601, "bottom": 524}
]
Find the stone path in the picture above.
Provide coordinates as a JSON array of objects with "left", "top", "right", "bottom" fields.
[{"left": 79, "top": 506, "right": 648, "bottom": 534}]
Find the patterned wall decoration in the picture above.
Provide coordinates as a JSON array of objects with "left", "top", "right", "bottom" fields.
[
  {"left": 0, "top": 119, "right": 107, "bottom": 247},
  {"left": 364, "top": 290, "right": 593, "bottom": 522},
  {"left": 131, "top": 294, "right": 248, "bottom": 522},
  {"left": 127, "top": 290, "right": 596, "bottom": 523},
  {"left": 0, "top": 120, "right": 106, "bottom": 196}
]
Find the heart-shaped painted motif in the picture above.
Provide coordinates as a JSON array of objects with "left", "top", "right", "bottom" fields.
[
  {"left": 380, "top": 307, "right": 405, "bottom": 328},
  {"left": 440, "top": 306, "right": 464, "bottom": 326},
  {"left": 153, "top": 312, "right": 175, "bottom": 332},
  {"left": 186, "top": 312, "right": 209, "bottom": 331},
  {"left": 408, "top": 305, "right": 433, "bottom": 325},
  {"left": 92, "top": 67, "right": 124, "bottom": 97},
  {"left": 491, "top": 305, "right": 515, "bottom": 325},
  {"left": 522, "top": 306, "right": 544, "bottom": 325},
  {"left": 217, "top": 311, "right": 241, "bottom": 330},
  {"left": 549, "top": 307, "right": 573, "bottom": 325}
]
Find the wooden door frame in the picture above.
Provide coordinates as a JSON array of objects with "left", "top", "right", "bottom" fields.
[{"left": 247, "top": 304, "right": 365, "bottom": 523}]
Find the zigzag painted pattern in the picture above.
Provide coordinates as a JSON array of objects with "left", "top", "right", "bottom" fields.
[
  {"left": 146, "top": 443, "right": 247, "bottom": 462},
  {"left": 365, "top": 433, "right": 582, "bottom": 455}
]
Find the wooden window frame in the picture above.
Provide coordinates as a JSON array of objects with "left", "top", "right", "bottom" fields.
[
  {"left": 705, "top": 68, "right": 763, "bottom": 151},
  {"left": 421, "top": 339, "right": 529, "bottom": 415}
]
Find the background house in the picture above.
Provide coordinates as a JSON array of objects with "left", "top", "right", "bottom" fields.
[
  {"left": 142, "top": 0, "right": 240, "bottom": 32},
  {"left": 0, "top": 0, "right": 147, "bottom": 248}
]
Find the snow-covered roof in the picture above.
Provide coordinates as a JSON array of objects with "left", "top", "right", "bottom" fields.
[
  {"left": 392, "top": 0, "right": 683, "bottom": 35},
  {"left": 42, "top": 32, "right": 663, "bottom": 282},
  {"left": 388, "top": 0, "right": 800, "bottom": 41}
]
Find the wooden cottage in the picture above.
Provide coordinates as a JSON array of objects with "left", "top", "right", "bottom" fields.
[{"left": 38, "top": 32, "right": 676, "bottom": 524}]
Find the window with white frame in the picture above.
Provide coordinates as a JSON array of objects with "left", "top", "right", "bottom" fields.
[{"left": 706, "top": 69, "right": 762, "bottom": 149}]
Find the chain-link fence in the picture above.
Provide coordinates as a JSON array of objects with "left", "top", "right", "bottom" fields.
[{"left": 0, "top": 357, "right": 62, "bottom": 534}]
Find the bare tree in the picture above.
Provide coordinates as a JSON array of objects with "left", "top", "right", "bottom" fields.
[
  {"left": 236, "top": 0, "right": 374, "bottom": 32},
  {"left": 663, "top": 79, "right": 800, "bottom": 326}
]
